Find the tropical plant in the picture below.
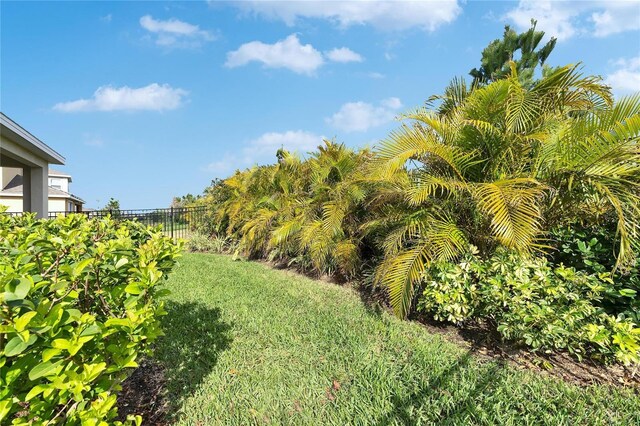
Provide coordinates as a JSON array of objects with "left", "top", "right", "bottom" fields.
[
  {"left": 186, "top": 233, "right": 233, "bottom": 254},
  {"left": 171, "top": 193, "right": 200, "bottom": 208},
  {"left": 103, "top": 197, "right": 120, "bottom": 212},
  {"left": 549, "top": 221, "right": 640, "bottom": 322},
  {"left": 372, "top": 63, "right": 640, "bottom": 318},
  {"left": 417, "top": 249, "right": 640, "bottom": 365},
  {"left": 208, "top": 141, "right": 373, "bottom": 277},
  {"left": 196, "top": 55, "right": 639, "bottom": 367}
]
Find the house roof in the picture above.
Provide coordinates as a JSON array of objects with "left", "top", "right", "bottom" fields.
[
  {"left": 0, "top": 113, "right": 65, "bottom": 165},
  {"left": 0, "top": 174, "right": 84, "bottom": 204},
  {"left": 48, "top": 168, "right": 72, "bottom": 182},
  {"left": 48, "top": 168, "right": 72, "bottom": 178}
]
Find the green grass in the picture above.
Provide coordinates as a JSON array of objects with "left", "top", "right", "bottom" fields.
[{"left": 157, "top": 253, "right": 640, "bottom": 425}]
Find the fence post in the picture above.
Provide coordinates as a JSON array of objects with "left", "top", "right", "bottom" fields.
[{"left": 170, "top": 207, "right": 174, "bottom": 240}]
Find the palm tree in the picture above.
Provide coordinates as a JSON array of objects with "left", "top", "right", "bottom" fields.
[
  {"left": 212, "top": 140, "right": 373, "bottom": 277},
  {"left": 270, "top": 141, "right": 372, "bottom": 276},
  {"left": 373, "top": 63, "right": 640, "bottom": 318}
]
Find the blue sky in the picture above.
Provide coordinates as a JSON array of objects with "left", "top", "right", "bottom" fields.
[{"left": 2, "top": 1, "right": 639, "bottom": 209}]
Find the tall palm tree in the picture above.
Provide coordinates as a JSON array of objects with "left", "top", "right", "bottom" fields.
[{"left": 373, "top": 63, "right": 640, "bottom": 318}]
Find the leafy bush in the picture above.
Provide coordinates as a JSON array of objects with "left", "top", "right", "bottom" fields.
[
  {"left": 186, "top": 233, "right": 232, "bottom": 253},
  {"left": 550, "top": 222, "right": 640, "bottom": 322},
  {"left": 0, "top": 214, "right": 181, "bottom": 425},
  {"left": 418, "top": 252, "right": 483, "bottom": 323},
  {"left": 418, "top": 250, "right": 640, "bottom": 365}
]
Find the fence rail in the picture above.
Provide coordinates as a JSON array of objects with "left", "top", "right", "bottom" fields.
[{"left": 3, "top": 206, "right": 209, "bottom": 241}]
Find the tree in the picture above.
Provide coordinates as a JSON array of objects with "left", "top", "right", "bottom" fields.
[
  {"left": 171, "top": 193, "right": 200, "bottom": 208},
  {"left": 469, "top": 19, "right": 557, "bottom": 86},
  {"left": 373, "top": 63, "right": 639, "bottom": 318},
  {"left": 103, "top": 198, "right": 120, "bottom": 211},
  {"left": 208, "top": 140, "right": 373, "bottom": 277}
]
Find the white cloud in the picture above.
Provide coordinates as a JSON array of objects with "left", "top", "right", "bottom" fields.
[
  {"left": 139, "top": 15, "right": 214, "bottom": 48},
  {"left": 53, "top": 83, "right": 188, "bottom": 112},
  {"left": 204, "top": 153, "right": 238, "bottom": 175},
  {"left": 504, "top": 0, "right": 577, "bottom": 40},
  {"left": 380, "top": 97, "right": 402, "bottom": 109},
  {"left": 100, "top": 14, "right": 112, "bottom": 23},
  {"left": 504, "top": 0, "right": 640, "bottom": 40},
  {"left": 225, "top": 34, "right": 365, "bottom": 75},
  {"left": 325, "top": 47, "right": 363, "bottom": 63},
  {"left": 591, "top": 2, "right": 640, "bottom": 37},
  {"left": 326, "top": 97, "right": 403, "bottom": 132},
  {"left": 225, "top": 34, "right": 324, "bottom": 75},
  {"left": 367, "top": 72, "right": 385, "bottom": 79},
  {"left": 605, "top": 56, "right": 640, "bottom": 95},
  {"left": 204, "top": 130, "right": 324, "bottom": 175},
  {"left": 225, "top": 0, "right": 462, "bottom": 31}
]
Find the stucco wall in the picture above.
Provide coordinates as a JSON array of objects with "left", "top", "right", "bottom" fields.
[
  {"left": 0, "top": 197, "right": 24, "bottom": 212},
  {"left": 48, "top": 176, "right": 69, "bottom": 193},
  {"left": 1, "top": 196, "right": 74, "bottom": 213},
  {"left": 1, "top": 167, "right": 21, "bottom": 189},
  {"left": 48, "top": 198, "right": 67, "bottom": 212}
]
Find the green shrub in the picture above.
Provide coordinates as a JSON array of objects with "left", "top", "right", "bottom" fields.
[
  {"left": 186, "top": 233, "right": 232, "bottom": 253},
  {"left": 550, "top": 222, "right": 640, "bottom": 322},
  {"left": 0, "top": 214, "right": 181, "bottom": 425},
  {"left": 417, "top": 251, "right": 483, "bottom": 323},
  {"left": 417, "top": 249, "right": 640, "bottom": 365}
]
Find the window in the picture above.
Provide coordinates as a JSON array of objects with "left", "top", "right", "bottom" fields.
[{"left": 50, "top": 178, "right": 62, "bottom": 190}]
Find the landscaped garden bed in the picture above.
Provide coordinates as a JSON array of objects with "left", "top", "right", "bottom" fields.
[
  {"left": 186, "top": 50, "right": 640, "bottom": 375},
  {"left": 3, "top": 19, "right": 639, "bottom": 425}
]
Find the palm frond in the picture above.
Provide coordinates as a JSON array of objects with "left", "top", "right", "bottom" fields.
[{"left": 473, "top": 178, "right": 546, "bottom": 250}]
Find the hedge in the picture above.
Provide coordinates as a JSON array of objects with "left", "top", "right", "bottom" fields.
[{"left": 0, "top": 214, "right": 181, "bottom": 425}]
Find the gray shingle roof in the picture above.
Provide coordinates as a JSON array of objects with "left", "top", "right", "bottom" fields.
[{"left": 48, "top": 168, "right": 72, "bottom": 178}]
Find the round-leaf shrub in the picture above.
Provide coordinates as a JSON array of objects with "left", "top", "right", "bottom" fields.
[
  {"left": 0, "top": 214, "right": 182, "bottom": 425},
  {"left": 417, "top": 249, "right": 640, "bottom": 365}
]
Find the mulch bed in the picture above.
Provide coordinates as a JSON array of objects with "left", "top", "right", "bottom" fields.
[
  {"left": 414, "top": 315, "right": 640, "bottom": 389},
  {"left": 116, "top": 359, "right": 171, "bottom": 425}
]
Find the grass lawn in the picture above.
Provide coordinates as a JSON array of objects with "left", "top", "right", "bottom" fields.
[{"left": 156, "top": 253, "right": 640, "bottom": 425}]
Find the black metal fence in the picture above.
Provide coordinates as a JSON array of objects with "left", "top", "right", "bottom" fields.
[{"left": 46, "top": 206, "right": 209, "bottom": 240}]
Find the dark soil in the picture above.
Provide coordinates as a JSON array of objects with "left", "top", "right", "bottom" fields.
[
  {"left": 415, "top": 315, "right": 640, "bottom": 389},
  {"left": 116, "top": 359, "right": 170, "bottom": 425}
]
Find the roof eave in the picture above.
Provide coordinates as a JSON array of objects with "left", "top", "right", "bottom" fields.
[{"left": 0, "top": 113, "right": 65, "bottom": 165}]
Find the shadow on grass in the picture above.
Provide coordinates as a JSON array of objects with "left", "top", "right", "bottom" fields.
[
  {"left": 117, "top": 301, "right": 233, "bottom": 423},
  {"left": 155, "top": 301, "right": 233, "bottom": 415},
  {"left": 375, "top": 351, "right": 503, "bottom": 425}
]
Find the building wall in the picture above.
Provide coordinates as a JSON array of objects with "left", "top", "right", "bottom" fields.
[
  {"left": 0, "top": 196, "right": 24, "bottom": 212},
  {"left": 48, "top": 176, "right": 69, "bottom": 192},
  {"left": 49, "top": 198, "right": 67, "bottom": 212},
  {"left": 1, "top": 167, "right": 21, "bottom": 189},
  {"left": 1, "top": 196, "right": 76, "bottom": 213}
]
